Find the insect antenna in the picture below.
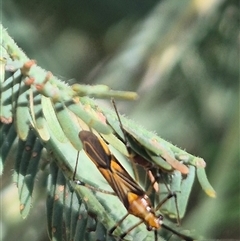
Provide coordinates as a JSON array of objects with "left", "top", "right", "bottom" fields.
[{"left": 111, "top": 98, "right": 140, "bottom": 182}]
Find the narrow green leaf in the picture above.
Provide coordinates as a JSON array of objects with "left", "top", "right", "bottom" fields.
[
  {"left": 20, "top": 140, "right": 43, "bottom": 218},
  {"left": 69, "top": 193, "right": 82, "bottom": 241},
  {"left": 42, "top": 95, "right": 68, "bottom": 143},
  {"left": 46, "top": 162, "right": 59, "bottom": 240},
  {"left": 15, "top": 79, "right": 31, "bottom": 140},
  {"left": 147, "top": 152, "right": 173, "bottom": 171},
  {"left": 0, "top": 124, "right": 16, "bottom": 174},
  {"left": 17, "top": 130, "right": 36, "bottom": 218},
  {"left": 11, "top": 70, "right": 22, "bottom": 112},
  {"left": 0, "top": 74, "right": 13, "bottom": 120},
  {"left": 66, "top": 99, "right": 113, "bottom": 135},
  {"left": 94, "top": 222, "right": 116, "bottom": 241},
  {"left": 101, "top": 133, "right": 128, "bottom": 156},
  {"left": 72, "top": 83, "right": 138, "bottom": 100},
  {"left": 156, "top": 171, "right": 181, "bottom": 220},
  {"left": 64, "top": 185, "right": 72, "bottom": 241},
  {"left": 51, "top": 169, "right": 66, "bottom": 241},
  {"left": 177, "top": 165, "right": 195, "bottom": 218},
  {"left": 29, "top": 90, "right": 50, "bottom": 141},
  {"left": 74, "top": 203, "right": 88, "bottom": 241},
  {"left": 72, "top": 84, "right": 109, "bottom": 95},
  {"left": 0, "top": 55, "right": 7, "bottom": 84},
  {"left": 53, "top": 102, "right": 83, "bottom": 151},
  {"left": 197, "top": 167, "right": 216, "bottom": 198},
  {"left": 13, "top": 138, "right": 26, "bottom": 184}
]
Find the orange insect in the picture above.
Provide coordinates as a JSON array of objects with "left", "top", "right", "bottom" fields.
[{"left": 79, "top": 130, "right": 194, "bottom": 241}]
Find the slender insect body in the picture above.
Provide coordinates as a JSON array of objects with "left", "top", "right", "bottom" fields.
[{"left": 78, "top": 130, "right": 194, "bottom": 241}]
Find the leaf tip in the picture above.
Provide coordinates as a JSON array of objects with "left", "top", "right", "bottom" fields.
[{"left": 206, "top": 189, "right": 217, "bottom": 198}]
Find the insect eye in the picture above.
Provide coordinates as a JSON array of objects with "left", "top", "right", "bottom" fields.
[{"left": 147, "top": 226, "right": 153, "bottom": 231}]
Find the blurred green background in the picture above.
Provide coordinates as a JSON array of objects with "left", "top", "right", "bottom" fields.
[{"left": 1, "top": 0, "right": 239, "bottom": 240}]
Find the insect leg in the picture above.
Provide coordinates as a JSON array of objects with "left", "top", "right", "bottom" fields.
[{"left": 108, "top": 213, "right": 130, "bottom": 236}]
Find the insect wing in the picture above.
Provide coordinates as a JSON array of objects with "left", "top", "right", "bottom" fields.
[
  {"left": 79, "top": 130, "right": 111, "bottom": 169},
  {"left": 79, "top": 130, "right": 145, "bottom": 209}
]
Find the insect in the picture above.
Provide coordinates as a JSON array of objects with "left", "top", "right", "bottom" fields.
[
  {"left": 78, "top": 130, "right": 194, "bottom": 241},
  {"left": 108, "top": 100, "right": 183, "bottom": 222},
  {"left": 72, "top": 150, "right": 116, "bottom": 195}
]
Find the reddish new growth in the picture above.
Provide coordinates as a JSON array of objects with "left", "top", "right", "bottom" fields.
[
  {"left": 35, "top": 71, "right": 52, "bottom": 91},
  {"left": 96, "top": 109, "right": 107, "bottom": 124},
  {"left": 150, "top": 138, "right": 189, "bottom": 174},
  {"left": 0, "top": 116, "right": 13, "bottom": 124},
  {"left": 21, "top": 59, "right": 36, "bottom": 75},
  {"left": 195, "top": 158, "right": 206, "bottom": 168},
  {"left": 24, "top": 77, "right": 35, "bottom": 86}
]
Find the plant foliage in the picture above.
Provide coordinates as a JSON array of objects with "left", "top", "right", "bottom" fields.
[
  {"left": 0, "top": 24, "right": 216, "bottom": 241},
  {"left": 1, "top": 0, "right": 238, "bottom": 240}
]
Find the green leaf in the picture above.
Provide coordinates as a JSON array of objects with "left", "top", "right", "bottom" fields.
[
  {"left": 0, "top": 22, "right": 218, "bottom": 241},
  {"left": 0, "top": 123, "right": 16, "bottom": 174}
]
